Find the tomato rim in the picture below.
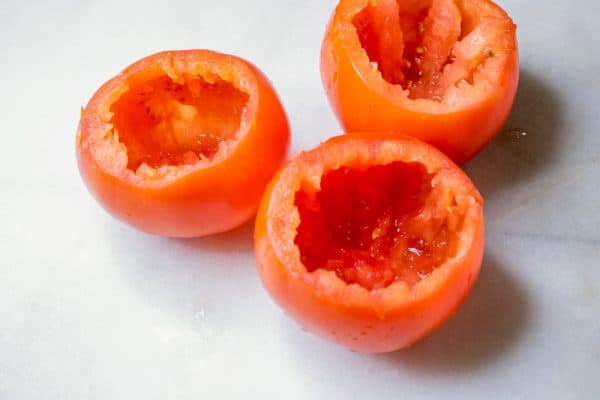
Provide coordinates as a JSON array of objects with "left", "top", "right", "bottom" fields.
[
  {"left": 78, "top": 50, "right": 260, "bottom": 188},
  {"left": 260, "top": 133, "right": 484, "bottom": 317},
  {"left": 325, "top": 0, "right": 517, "bottom": 113}
]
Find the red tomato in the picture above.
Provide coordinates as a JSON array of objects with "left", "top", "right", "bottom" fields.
[
  {"left": 77, "top": 50, "right": 290, "bottom": 237},
  {"left": 321, "top": 0, "right": 519, "bottom": 163},
  {"left": 254, "top": 133, "right": 484, "bottom": 352}
]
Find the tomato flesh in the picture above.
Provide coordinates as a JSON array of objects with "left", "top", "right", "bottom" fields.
[
  {"left": 295, "top": 161, "right": 461, "bottom": 290},
  {"left": 111, "top": 75, "right": 248, "bottom": 170},
  {"left": 353, "top": 0, "right": 508, "bottom": 101}
]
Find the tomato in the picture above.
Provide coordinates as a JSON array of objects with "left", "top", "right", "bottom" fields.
[
  {"left": 77, "top": 50, "right": 290, "bottom": 238},
  {"left": 254, "top": 133, "right": 484, "bottom": 352},
  {"left": 320, "top": 0, "right": 519, "bottom": 163}
]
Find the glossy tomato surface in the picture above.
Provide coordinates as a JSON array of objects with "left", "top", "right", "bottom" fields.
[
  {"left": 77, "top": 50, "right": 290, "bottom": 237},
  {"left": 255, "top": 133, "right": 484, "bottom": 352},
  {"left": 321, "top": 0, "right": 519, "bottom": 163}
]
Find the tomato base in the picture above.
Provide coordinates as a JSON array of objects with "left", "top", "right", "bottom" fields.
[
  {"left": 77, "top": 50, "right": 290, "bottom": 237},
  {"left": 255, "top": 134, "right": 485, "bottom": 352}
]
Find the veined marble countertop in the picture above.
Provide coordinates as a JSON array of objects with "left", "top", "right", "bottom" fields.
[{"left": 1, "top": 1, "right": 598, "bottom": 398}]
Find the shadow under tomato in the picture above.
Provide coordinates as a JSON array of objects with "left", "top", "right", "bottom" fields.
[
  {"left": 464, "top": 68, "right": 564, "bottom": 197},
  {"left": 379, "top": 251, "right": 530, "bottom": 374},
  {"left": 172, "top": 217, "right": 256, "bottom": 254},
  {"left": 107, "top": 219, "right": 258, "bottom": 330}
]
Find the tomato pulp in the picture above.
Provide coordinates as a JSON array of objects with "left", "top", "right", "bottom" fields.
[
  {"left": 77, "top": 50, "right": 290, "bottom": 237},
  {"left": 321, "top": 0, "right": 519, "bottom": 163},
  {"left": 255, "top": 133, "right": 484, "bottom": 352}
]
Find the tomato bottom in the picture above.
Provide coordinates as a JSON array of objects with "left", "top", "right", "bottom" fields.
[
  {"left": 294, "top": 161, "right": 465, "bottom": 290},
  {"left": 110, "top": 74, "right": 249, "bottom": 170}
]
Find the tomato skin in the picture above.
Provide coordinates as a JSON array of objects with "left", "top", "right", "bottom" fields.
[
  {"left": 254, "top": 134, "right": 484, "bottom": 352},
  {"left": 77, "top": 50, "right": 290, "bottom": 238},
  {"left": 320, "top": 0, "right": 519, "bottom": 164}
]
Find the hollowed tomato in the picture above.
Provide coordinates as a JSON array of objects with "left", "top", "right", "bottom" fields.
[
  {"left": 321, "top": 0, "right": 519, "bottom": 163},
  {"left": 254, "top": 133, "right": 484, "bottom": 352},
  {"left": 77, "top": 50, "right": 290, "bottom": 237}
]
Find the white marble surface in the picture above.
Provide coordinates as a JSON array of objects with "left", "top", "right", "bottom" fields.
[{"left": 1, "top": 0, "right": 599, "bottom": 398}]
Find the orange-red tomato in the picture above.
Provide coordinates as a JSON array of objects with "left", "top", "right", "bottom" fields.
[
  {"left": 254, "top": 133, "right": 484, "bottom": 352},
  {"left": 321, "top": 0, "right": 519, "bottom": 163},
  {"left": 77, "top": 50, "right": 290, "bottom": 237}
]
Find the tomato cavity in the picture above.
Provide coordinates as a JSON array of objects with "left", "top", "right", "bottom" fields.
[
  {"left": 110, "top": 74, "right": 249, "bottom": 171},
  {"left": 353, "top": 0, "right": 508, "bottom": 101},
  {"left": 295, "top": 161, "right": 465, "bottom": 290}
]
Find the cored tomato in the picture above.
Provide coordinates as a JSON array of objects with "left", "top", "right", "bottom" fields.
[
  {"left": 321, "top": 0, "right": 519, "bottom": 163},
  {"left": 254, "top": 133, "right": 484, "bottom": 352},
  {"left": 77, "top": 50, "right": 290, "bottom": 237}
]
